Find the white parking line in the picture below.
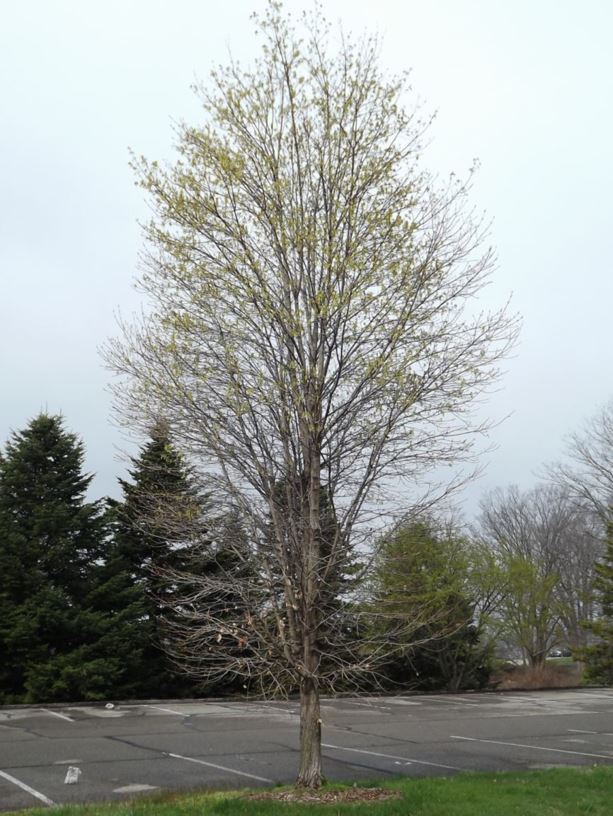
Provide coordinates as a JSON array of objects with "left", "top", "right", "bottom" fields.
[
  {"left": 346, "top": 700, "right": 394, "bottom": 710},
  {"left": 568, "top": 728, "right": 613, "bottom": 737},
  {"left": 450, "top": 735, "right": 613, "bottom": 761},
  {"left": 242, "top": 703, "right": 297, "bottom": 717},
  {"left": 571, "top": 691, "right": 613, "bottom": 699},
  {"left": 489, "top": 694, "right": 538, "bottom": 702},
  {"left": 0, "top": 769, "right": 55, "bottom": 806},
  {"left": 167, "top": 752, "right": 274, "bottom": 783},
  {"left": 40, "top": 708, "right": 74, "bottom": 722},
  {"left": 146, "top": 705, "right": 187, "bottom": 716},
  {"left": 322, "top": 742, "right": 460, "bottom": 770}
]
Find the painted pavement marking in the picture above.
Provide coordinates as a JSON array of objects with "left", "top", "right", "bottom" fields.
[
  {"left": 167, "top": 751, "right": 274, "bottom": 783},
  {"left": 40, "top": 708, "right": 74, "bottom": 722},
  {"left": 113, "top": 783, "right": 158, "bottom": 793},
  {"left": 0, "top": 769, "right": 55, "bottom": 806},
  {"left": 450, "top": 735, "right": 613, "bottom": 761},
  {"left": 146, "top": 705, "right": 188, "bottom": 716},
  {"left": 567, "top": 728, "right": 613, "bottom": 737},
  {"left": 344, "top": 700, "right": 395, "bottom": 711},
  {"left": 322, "top": 742, "right": 460, "bottom": 771}
]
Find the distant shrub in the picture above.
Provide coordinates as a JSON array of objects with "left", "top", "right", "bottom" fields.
[{"left": 491, "top": 662, "right": 582, "bottom": 690}]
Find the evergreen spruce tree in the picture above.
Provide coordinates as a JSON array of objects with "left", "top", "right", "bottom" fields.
[
  {"left": 108, "top": 422, "right": 209, "bottom": 697},
  {"left": 0, "top": 414, "right": 119, "bottom": 702},
  {"left": 581, "top": 517, "right": 613, "bottom": 684}
]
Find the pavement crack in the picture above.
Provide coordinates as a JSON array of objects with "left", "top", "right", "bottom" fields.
[
  {"left": 0, "top": 724, "right": 48, "bottom": 740},
  {"left": 105, "top": 734, "right": 169, "bottom": 758}
]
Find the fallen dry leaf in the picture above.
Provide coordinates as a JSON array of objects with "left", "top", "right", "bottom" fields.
[{"left": 244, "top": 786, "right": 401, "bottom": 804}]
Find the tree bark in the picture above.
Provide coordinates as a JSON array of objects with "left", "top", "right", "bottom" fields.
[
  {"left": 528, "top": 651, "right": 547, "bottom": 670},
  {"left": 296, "top": 676, "right": 323, "bottom": 787}
]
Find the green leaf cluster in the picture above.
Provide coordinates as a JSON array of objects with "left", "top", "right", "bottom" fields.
[{"left": 368, "top": 520, "right": 492, "bottom": 692}]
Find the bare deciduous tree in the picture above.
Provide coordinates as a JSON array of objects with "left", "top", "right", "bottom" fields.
[
  {"left": 549, "top": 399, "right": 613, "bottom": 524},
  {"left": 553, "top": 508, "right": 602, "bottom": 651},
  {"left": 106, "top": 5, "right": 517, "bottom": 787},
  {"left": 477, "top": 484, "right": 600, "bottom": 665}
]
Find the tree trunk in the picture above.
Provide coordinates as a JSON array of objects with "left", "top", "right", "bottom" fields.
[
  {"left": 296, "top": 676, "right": 323, "bottom": 787},
  {"left": 529, "top": 651, "right": 547, "bottom": 670}
]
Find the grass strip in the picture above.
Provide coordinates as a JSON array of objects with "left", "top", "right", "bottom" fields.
[{"left": 8, "top": 766, "right": 613, "bottom": 816}]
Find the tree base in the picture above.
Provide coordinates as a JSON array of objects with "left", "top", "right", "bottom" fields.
[{"left": 295, "top": 772, "right": 325, "bottom": 789}]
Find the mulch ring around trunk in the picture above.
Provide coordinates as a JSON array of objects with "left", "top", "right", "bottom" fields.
[{"left": 244, "top": 787, "right": 401, "bottom": 804}]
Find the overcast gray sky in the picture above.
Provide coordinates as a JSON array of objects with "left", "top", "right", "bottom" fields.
[{"left": 1, "top": 0, "right": 611, "bottom": 518}]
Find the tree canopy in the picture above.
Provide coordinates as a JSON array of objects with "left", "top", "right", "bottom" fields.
[{"left": 106, "top": 3, "right": 517, "bottom": 787}]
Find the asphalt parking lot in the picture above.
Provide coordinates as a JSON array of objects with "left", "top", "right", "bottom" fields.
[{"left": 1, "top": 688, "right": 613, "bottom": 811}]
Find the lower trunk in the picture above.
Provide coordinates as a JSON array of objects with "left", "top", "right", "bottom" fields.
[
  {"left": 528, "top": 653, "right": 547, "bottom": 670},
  {"left": 296, "top": 677, "right": 323, "bottom": 787}
]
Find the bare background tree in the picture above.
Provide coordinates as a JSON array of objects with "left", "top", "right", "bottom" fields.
[
  {"left": 106, "top": 4, "right": 517, "bottom": 787},
  {"left": 549, "top": 399, "right": 613, "bottom": 524},
  {"left": 476, "top": 484, "right": 601, "bottom": 665}
]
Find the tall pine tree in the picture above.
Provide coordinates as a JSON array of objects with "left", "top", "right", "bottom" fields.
[
  {"left": 107, "top": 422, "right": 209, "bottom": 697},
  {"left": 581, "top": 517, "right": 613, "bottom": 684},
  {"left": 0, "top": 414, "right": 119, "bottom": 702}
]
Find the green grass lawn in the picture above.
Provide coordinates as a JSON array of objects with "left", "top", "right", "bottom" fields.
[{"left": 9, "top": 766, "right": 613, "bottom": 816}]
